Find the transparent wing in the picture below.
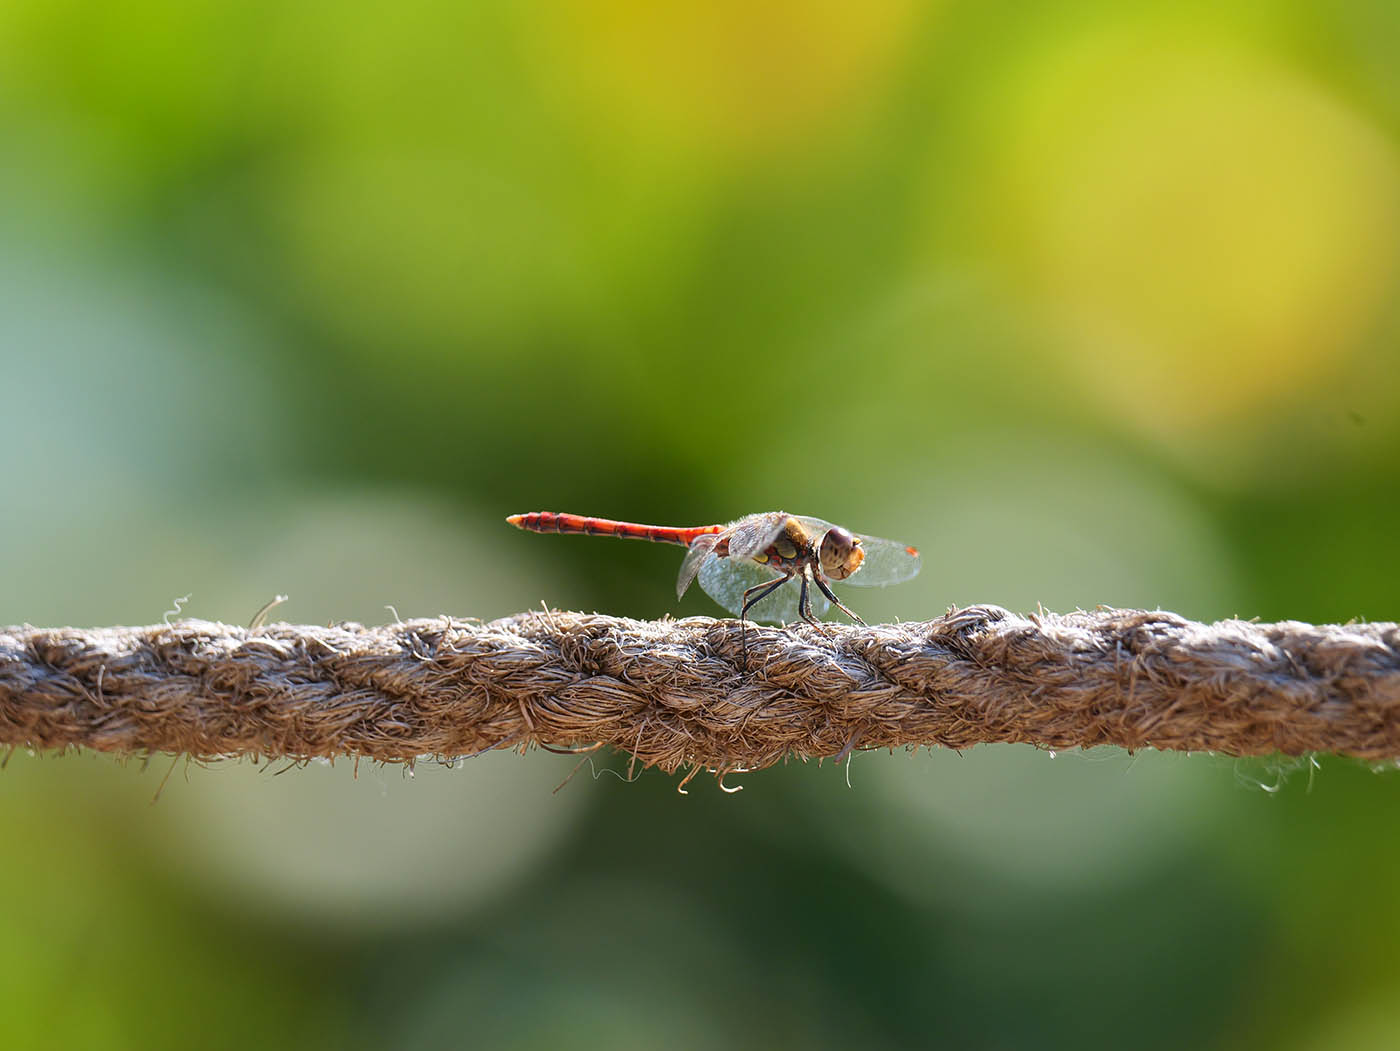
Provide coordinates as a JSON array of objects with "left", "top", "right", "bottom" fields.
[
  {"left": 844, "top": 534, "right": 921, "bottom": 587},
  {"left": 723, "top": 511, "right": 792, "bottom": 562},
  {"left": 794, "top": 515, "right": 839, "bottom": 544},
  {"left": 676, "top": 534, "right": 722, "bottom": 599},
  {"left": 697, "top": 558, "right": 828, "bottom": 625},
  {"left": 794, "top": 516, "right": 920, "bottom": 589}
]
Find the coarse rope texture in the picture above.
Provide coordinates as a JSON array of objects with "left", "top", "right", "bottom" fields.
[{"left": 2, "top": 607, "right": 1400, "bottom": 775}]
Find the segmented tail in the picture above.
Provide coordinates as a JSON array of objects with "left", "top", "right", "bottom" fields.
[{"left": 507, "top": 512, "right": 723, "bottom": 548}]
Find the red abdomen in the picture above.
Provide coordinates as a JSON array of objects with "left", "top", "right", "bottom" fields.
[{"left": 507, "top": 512, "right": 723, "bottom": 547}]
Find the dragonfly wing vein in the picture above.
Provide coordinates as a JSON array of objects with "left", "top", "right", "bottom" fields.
[
  {"left": 841, "top": 534, "right": 922, "bottom": 587},
  {"left": 676, "top": 534, "right": 721, "bottom": 599}
]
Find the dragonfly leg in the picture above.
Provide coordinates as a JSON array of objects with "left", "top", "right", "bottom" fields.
[
  {"left": 739, "top": 573, "right": 790, "bottom": 669},
  {"left": 813, "top": 572, "right": 867, "bottom": 626},
  {"left": 797, "top": 573, "right": 831, "bottom": 635}
]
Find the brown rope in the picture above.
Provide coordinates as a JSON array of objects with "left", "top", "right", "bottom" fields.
[{"left": 3, "top": 607, "right": 1399, "bottom": 773}]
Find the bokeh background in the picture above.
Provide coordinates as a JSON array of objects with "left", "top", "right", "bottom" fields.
[{"left": 3, "top": 1, "right": 1400, "bottom": 1047}]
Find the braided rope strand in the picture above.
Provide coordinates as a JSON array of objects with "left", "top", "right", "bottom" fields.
[{"left": 3, "top": 607, "right": 1398, "bottom": 771}]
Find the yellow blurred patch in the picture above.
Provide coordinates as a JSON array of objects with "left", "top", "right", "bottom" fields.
[
  {"left": 985, "top": 26, "right": 1400, "bottom": 434},
  {"left": 528, "top": 0, "right": 922, "bottom": 162}
]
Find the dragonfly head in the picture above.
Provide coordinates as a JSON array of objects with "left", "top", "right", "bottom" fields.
[{"left": 818, "top": 526, "right": 864, "bottom": 580}]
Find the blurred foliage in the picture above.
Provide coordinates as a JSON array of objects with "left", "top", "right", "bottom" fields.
[{"left": 1, "top": 0, "right": 1399, "bottom": 1047}]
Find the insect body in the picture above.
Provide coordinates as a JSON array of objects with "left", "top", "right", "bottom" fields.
[{"left": 507, "top": 510, "right": 920, "bottom": 630}]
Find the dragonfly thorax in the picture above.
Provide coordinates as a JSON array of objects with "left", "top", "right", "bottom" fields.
[
  {"left": 752, "top": 517, "right": 815, "bottom": 572},
  {"left": 753, "top": 518, "right": 866, "bottom": 581}
]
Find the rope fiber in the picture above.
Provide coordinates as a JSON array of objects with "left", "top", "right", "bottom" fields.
[{"left": 3, "top": 607, "right": 1399, "bottom": 773}]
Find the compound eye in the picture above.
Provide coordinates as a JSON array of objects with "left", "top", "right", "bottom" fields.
[
  {"left": 820, "top": 527, "right": 862, "bottom": 579},
  {"left": 825, "top": 526, "right": 854, "bottom": 553}
]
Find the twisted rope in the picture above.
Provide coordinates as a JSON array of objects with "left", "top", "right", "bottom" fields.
[{"left": 3, "top": 607, "right": 1399, "bottom": 773}]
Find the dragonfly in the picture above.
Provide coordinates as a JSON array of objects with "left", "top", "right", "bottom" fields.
[{"left": 507, "top": 511, "right": 920, "bottom": 631}]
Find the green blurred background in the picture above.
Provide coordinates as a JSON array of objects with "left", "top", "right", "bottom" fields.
[{"left": 3, "top": 1, "right": 1400, "bottom": 1047}]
